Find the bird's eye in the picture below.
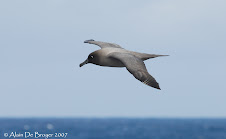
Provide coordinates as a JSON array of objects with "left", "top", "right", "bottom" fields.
[{"left": 90, "top": 55, "right": 94, "bottom": 58}]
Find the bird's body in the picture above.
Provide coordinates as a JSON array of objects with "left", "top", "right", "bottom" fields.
[
  {"left": 80, "top": 39, "right": 168, "bottom": 90},
  {"left": 89, "top": 47, "right": 167, "bottom": 67},
  {"left": 90, "top": 48, "right": 125, "bottom": 67}
]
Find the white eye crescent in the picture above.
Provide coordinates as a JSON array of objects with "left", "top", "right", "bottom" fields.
[{"left": 91, "top": 55, "right": 94, "bottom": 58}]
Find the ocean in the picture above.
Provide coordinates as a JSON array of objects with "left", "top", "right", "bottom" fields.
[{"left": 0, "top": 118, "right": 226, "bottom": 139}]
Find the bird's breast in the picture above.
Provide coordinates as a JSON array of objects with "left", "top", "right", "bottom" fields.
[
  {"left": 94, "top": 48, "right": 125, "bottom": 67},
  {"left": 93, "top": 56, "right": 123, "bottom": 67}
]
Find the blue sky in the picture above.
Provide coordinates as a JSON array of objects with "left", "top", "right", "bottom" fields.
[{"left": 0, "top": 0, "right": 226, "bottom": 117}]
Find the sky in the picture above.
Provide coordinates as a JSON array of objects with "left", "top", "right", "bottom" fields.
[{"left": 0, "top": 0, "right": 226, "bottom": 118}]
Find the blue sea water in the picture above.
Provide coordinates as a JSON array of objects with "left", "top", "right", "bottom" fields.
[{"left": 0, "top": 118, "right": 226, "bottom": 139}]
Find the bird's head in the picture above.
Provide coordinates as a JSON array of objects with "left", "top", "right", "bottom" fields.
[{"left": 79, "top": 52, "right": 99, "bottom": 67}]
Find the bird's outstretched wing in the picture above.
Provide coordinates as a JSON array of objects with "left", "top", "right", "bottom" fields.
[
  {"left": 109, "top": 52, "right": 160, "bottom": 90},
  {"left": 84, "top": 39, "right": 122, "bottom": 49}
]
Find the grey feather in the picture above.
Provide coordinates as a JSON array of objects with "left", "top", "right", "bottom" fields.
[
  {"left": 109, "top": 52, "right": 161, "bottom": 89},
  {"left": 84, "top": 39, "right": 122, "bottom": 49},
  {"left": 80, "top": 39, "right": 168, "bottom": 90}
]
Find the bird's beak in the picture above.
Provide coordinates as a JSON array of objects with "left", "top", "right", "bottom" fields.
[{"left": 79, "top": 59, "right": 89, "bottom": 67}]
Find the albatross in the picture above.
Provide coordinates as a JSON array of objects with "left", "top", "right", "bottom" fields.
[{"left": 80, "top": 39, "right": 168, "bottom": 90}]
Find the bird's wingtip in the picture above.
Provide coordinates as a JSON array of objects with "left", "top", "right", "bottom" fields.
[
  {"left": 161, "top": 55, "right": 169, "bottom": 57},
  {"left": 84, "top": 39, "right": 95, "bottom": 43},
  {"left": 155, "top": 86, "right": 161, "bottom": 90}
]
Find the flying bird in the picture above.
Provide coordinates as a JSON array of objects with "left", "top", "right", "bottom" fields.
[{"left": 80, "top": 39, "right": 168, "bottom": 90}]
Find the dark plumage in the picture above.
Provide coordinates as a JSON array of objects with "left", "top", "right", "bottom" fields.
[{"left": 80, "top": 39, "right": 168, "bottom": 90}]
